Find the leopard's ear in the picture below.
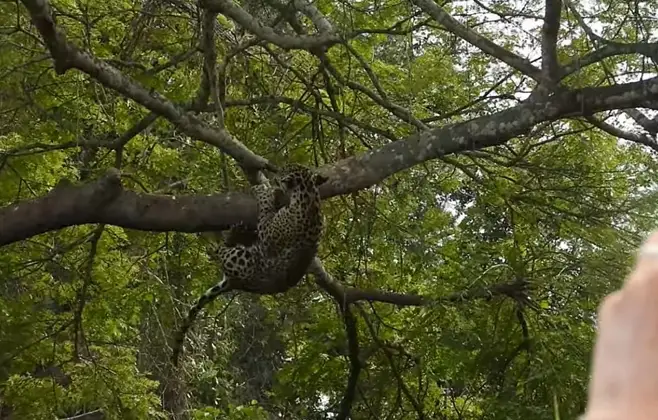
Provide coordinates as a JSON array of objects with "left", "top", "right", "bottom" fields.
[
  {"left": 281, "top": 173, "right": 296, "bottom": 188},
  {"left": 313, "top": 173, "right": 329, "bottom": 186}
]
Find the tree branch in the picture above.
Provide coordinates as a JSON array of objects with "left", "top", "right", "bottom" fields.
[
  {"left": 59, "top": 410, "right": 104, "bottom": 420},
  {"left": 192, "top": 9, "right": 219, "bottom": 111},
  {"left": 541, "top": 0, "right": 562, "bottom": 82},
  {"left": 202, "top": 0, "right": 341, "bottom": 51},
  {"left": 319, "top": 55, "right": 428, "bottom": 130},
  {"left": 2, "top": 77, "right": 658, "bottom": 246},
  {"left": 337, "top": 305, "right": 360, "bottom": 420},
  {"left": 72, "top": 225, "right": 104, "bottom": 361},
  {"left": 356, "top": 305, "right": 425, "bottom": 419},
  {"left": 410, "top": 0, "right": 545, "bottom": 82},
  {"left": 0, "top": 169, "right": 121, "bottom": 246},
  {"left": 321, "top": 76, "right": 658, "bottom": 199},
  {"left": 20, "top": 0, "right": 273, "bottom": 171},
  {"left": 0, "top": 169, "right": 257, "bottom": 247},
  {"left": 310, "top": 258, "right": 529, "bottom": 308},
  {"left": 562, "top": 0, "right": 604, "bottom": 43},
  {"left": 292, "top": 0, "right": 334, "bottom": 34},
  {"left": 309, "top": 259, "right": 361, "bottom": 420},
  {"left": 585, "top": 115, "right": 658, "bottom": 151},
  {"left": 221, "top": 95, "right": 398, "bottom": 141},
  {"left": 560, "top": 41, "right": 658, "bottom": 79},
  {"left": 623, "top": 108, "right": 658, "bottom": 134}
]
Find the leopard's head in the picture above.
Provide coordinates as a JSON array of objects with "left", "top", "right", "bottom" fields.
[{"left": 279, "top": 164, "right": 328, "bottom": 192}]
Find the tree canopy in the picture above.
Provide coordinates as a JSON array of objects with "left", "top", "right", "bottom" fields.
[{"left": 1, "top": 0, "right": 658, "bottom": 419}]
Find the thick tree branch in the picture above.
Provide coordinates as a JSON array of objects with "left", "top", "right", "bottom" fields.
[
  {"left": 192, "top": 9, "right": 219, "bottom": 111},
  {"left": 0, "top": 169, "right": 121, "bottom": 246},
  {"left": 2, "top": 77, "right": 658, "bottom": 246},
  {"left": 410, "top": 0, "right": 545, "bottom": 82},
  {"left": 541, "top": 0, "right": 561, "bottom": 82},
  {"left": 0, "top": 169, "right": 257, "bottom": 247},
  {"left": 321, "top": 76, "right": 658, "bottom": 199},
  {"left": 20, "top": 0, "right": 273, "bottom": 171},
  {"left": 203, "top": 0, "right": 341, "bottom": 51}
]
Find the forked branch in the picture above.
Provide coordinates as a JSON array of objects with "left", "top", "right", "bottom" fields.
[
  {"left": 203, "top": 0, "right": 341, "bottom": 51},
  {"left": 20, "top": 0, "right": 273, "bottom": 171}
]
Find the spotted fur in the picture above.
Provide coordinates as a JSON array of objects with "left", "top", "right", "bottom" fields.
[{"left": 171, "top": 164, "right": 328, "bottom": 366}]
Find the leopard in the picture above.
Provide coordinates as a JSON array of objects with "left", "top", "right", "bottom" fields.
[{"left": 171, "top": 164, "right": 328, "bottom": 366}]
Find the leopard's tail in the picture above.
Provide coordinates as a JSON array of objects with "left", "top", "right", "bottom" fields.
[{"left": 171, "top": 276, "right": 230, "bottom": 366}]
